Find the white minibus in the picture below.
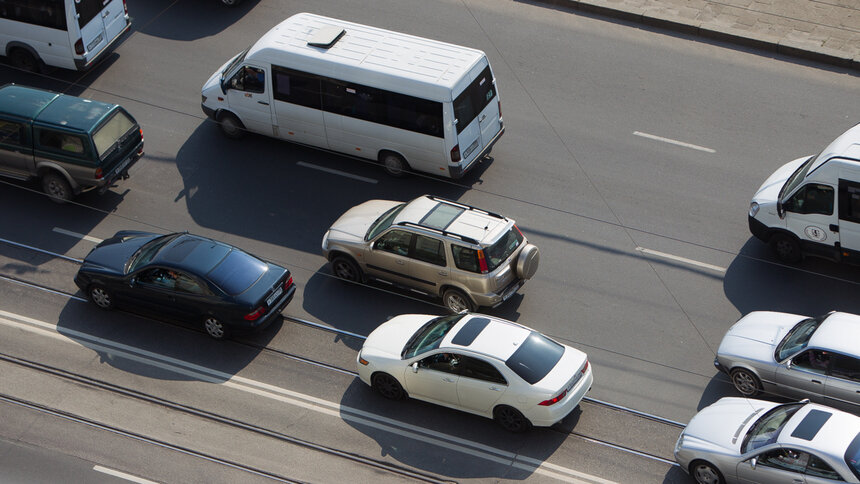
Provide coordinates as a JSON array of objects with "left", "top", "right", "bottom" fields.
[
  {"left": 0, "top": 0, "right": 131, "bottom": 72},
  {"left": 201, "top": 12, "right": 504, "bottom": 179}
]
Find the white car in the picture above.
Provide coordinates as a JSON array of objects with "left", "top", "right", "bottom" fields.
[{"left": 356, "top": 312, "right": 593, "bottom": 432}]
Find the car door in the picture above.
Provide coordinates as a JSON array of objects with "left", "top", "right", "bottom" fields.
[
  {"left": 0, "top": 119, "right": 33, "bottom": 178},
  {"left": 824, "top": 353, "right": 860, "bottom": 412},
  {"left": 365, "top": 229, "right": 414, "bottom": 286},
  {"left": 226, "top": 65, "right": 275, "bottom": 136},
  {"left": 166, "top": 271, "right": 214, "bottom": 323},
  {"left": 736, "top": 447, "right": 809, "bottom": 484},
  {"left": 130, "top": 268, "right": 190, "bottom": 321},
  {"left": 782, "top": 183, "right": 838, "bottom": 254},
  {"left": 402, "top": 352, "right": 460, "bottom": 408},
  {"left": 407, "top": 234, "right": 449, "bottom": 293},
  {"left": 773, "top": 350, "right": 830, "bottom": 401},
  {"left": 455, "top": 355, "right": 507, "bottom": 414}
]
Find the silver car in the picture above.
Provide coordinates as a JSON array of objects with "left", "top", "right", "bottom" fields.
[
  {"left": 715, "top": 311, "right": 860, "bottom": 413},
  {"left": 675, "top": 398, "right": 860, "bottom": 484}
]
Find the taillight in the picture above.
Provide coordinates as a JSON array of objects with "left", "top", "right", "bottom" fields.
[
  {"left": 514, "top": 225, "right": 523, "bottom": 237},
  {"left": 284, "top": 276, "right": 293, "bottom": 289},
  {"left": 539, "top": 389, "right": 568, "bottom": 406},
  {"left": 123, "top": 0, "right": 128, "bottom": 14},
  {"left": 450, "top": 145, "right": 461, "bottom": 163},
  {"left": 477, "top": 249, "right": 489, "bottom": 274},
  {"left": 498, "top": 100, "right": 502, "bottom": 118},
  {"left": 74, "top": 38, "right": 84, "bottom": 55},
  {"left": 581, "top": 360, "right": 589, "bottom": 374},
  {"left": 94, "top": 167, "right": 103, "bottom": 179},
  {"left": 244, "top": 306, "right": 266, "bottom": 321}
]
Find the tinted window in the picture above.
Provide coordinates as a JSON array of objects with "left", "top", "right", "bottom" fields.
[
  {"left": 240, "top": 67, "right": 265, "bottom": 94},
  {"left": 785, "top": 184, "right": 834, "bottom": 215},
  {"left": 127, "top": 234, "right": 180, "bottom": 273},
  {"left": 38, "top": 129, "right": 86, "bottom": 156},
  {"left": 505, "top": 332, "right": 564, "bottom": 384},
  {"left": 832, "top": 355, "right": 860, "bottom": 383},
  {"left": 776, "top": 317, "right": 822, "bottom": 361},
  {"left": 0, "top": 0, "right": 67, "bottom": 30},
  {"left": 0, "top": 119, "right": 24, "bottom": 146},
  {"left": 845, "top": 431, "right": 860, "bottom": 480},
  {"left": 792, "top": 349, "right": 832, "bottom": 374},
  {"left": 412, "top": 235, "right": 445, "bottom": 266},
  {"left": 402, "top": 314, "right": 465, "bottom": 359},
  {"left": 417, "top": 352, "right": 459, "bottom": 374},
  {"left": 453, "top": 65, "right": 495, "bottom": 134},
  {"left": 207, "top": 250, "right": 267, "bottom": 295},
  {"left": 806, "top": 453, "right": 843, "bottom": 480},
  {"left": 272, "top": 66, "right": 321, "bottom": 109},
  {"left": 484, "top": 225, "right": 523, "bottom": 272},
  {"left": 460, "top": 356, "right": 506, "bottom": 384},
  {"left": 758, "top": 448, "right": 808, "bottom": 474},
  {"left": 75, "top": 0, "right": 102, "bottom": 28},
  {"left": 839, "top": 179, "right": 860, "bottom": 224},
  {"left": 452, "top": 245, "right": 479, "bottom": 273},
  {"left": 386, "top": 91, "right": 442, "bottom": 137},
  {"left": 375, "top": 230, "right": 412, "bottom": 257}
]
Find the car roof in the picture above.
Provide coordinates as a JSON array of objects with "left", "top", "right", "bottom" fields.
[
  {"left": 152, "top": 234, "right": 233, "bottom": 274},
  {"left": 0, "top": 84, "right": 115, "bottom": 131},
  {"left": 442, "top": 314, "right": 531, "bottom": 361},
  {"left": 394, "top": 195, "right": 512, "bottom": 245},
  {"left": 810, "top": 312, "right": 860, "bottom": 356},
  {"left": 780, "top": 403, "right": 860, "bottom": 458}
]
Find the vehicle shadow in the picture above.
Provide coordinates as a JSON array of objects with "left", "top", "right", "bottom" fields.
[
  {"left": 132, "top": 0, "right": 260, "bottom": 41},
  {"left": 338, "top": 378, "right": 570, "bottom": 480}
]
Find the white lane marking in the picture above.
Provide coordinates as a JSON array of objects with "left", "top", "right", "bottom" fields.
[
  {"left": 635, "top": 247, "right": 726, "bottom": 273},
  {"left": 52, "top": 228, "right": 103, "bottom": 244},
  {"left": 633, "top": 131, "right": 716, "bottom": 153},
  {"left": 0, "top": 309, "right": 617, "bottom": 484},
  {"left": 296, "top": 162, "right": 378, "bottom": 184},
  {"left": 93, "top": 466, "right": 158, "bottom": 484}
]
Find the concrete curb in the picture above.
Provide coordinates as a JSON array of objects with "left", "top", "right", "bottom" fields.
[{"left": 533, "top": 0, "right": 860, "bottom": 72}]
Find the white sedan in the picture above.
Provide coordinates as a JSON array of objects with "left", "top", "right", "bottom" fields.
[{"left": 356, "top": 312, "right": 593, "bottom": 432}]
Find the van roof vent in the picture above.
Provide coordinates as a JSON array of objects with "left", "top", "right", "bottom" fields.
[{"left": 308, "top": 26, "right": 346, "bottom": 49}]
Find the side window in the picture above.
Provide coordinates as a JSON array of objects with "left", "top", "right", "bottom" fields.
[
  {"left": 38, "top": 130, "right": 86, "bottom": 156},
  {"left": 374, "top": 230, "right": 412, "bottom": 256},
  {"left": 321, "top": 79, "right": 386, "bottom": 124},
  {"left": 412, "top": 235, "right": 446, "bottom": 266},
  {"left": 451, "top": 245, "right": 479, "bottom": 273},
  {"left": 805, "top": 453, "right": 844, "bottom": 480},
  {"left": 839, "top": 179, "right": 860, "bottom": 223},
  {"left": 137, "top": 268, "right": 177, "bottom": 289},
  {"left": 0, "top": 119, "right": 24, "bottom": 146},
  {"left": 241, "top": 67, "right": 265, "bottom": 93},
  {"left": 831, "top": 354, "right": 860, "bottom": 383},
  {"left": 417, "top": 352, "right": 459, "bottom": 374},
  {"left": 174, "top": 273, "right": 206, "bottom": 295},
  {"left": 757, "top": 448, "right": 808, "bottom": 473},
  {"left": 2, "top": 0, "right": 67, "bottom": 30},
  {"left": 786, "top": 184, "right": 834, "bottom": 215},
  {"left": 272, "top": 66, "right": 321, "bottom": 109},
  {"left": 386, "top": 92, "right": 443, "bottom": 137},
  {"left": 792, "top": 349, "right": 832, "bottom": 374},
  {"left": 459, "top": 356, "right": 507, "bottom": 384}
]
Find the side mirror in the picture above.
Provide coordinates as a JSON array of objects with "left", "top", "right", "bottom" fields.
[
  {"left": 411, "top": 362, "right": 419, "bottom": 373},
  {"left": 777, "top": 201, "right": 785, "bottom": 219},
  {"left": 129, "top": 277, "right": 136, "bottom": 287},
  {"left": 749, "top": 457, "right": 757, "bottom": 469}
]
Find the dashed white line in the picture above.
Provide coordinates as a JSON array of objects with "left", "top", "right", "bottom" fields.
[
  {"left": 633, "top": 131, "right": 716, "bottom": 153},
  {"left": 92, "top": 466, "right": 158, "bottom": 484},
  {"left": 52, "top": 228, "right": 103, "bottom": 244},
  {"left": 296, "top": 162, "right": 378, "bottom": 184},
  {"left": 635, "top": 247, "right": 726, "bottom": 273}
]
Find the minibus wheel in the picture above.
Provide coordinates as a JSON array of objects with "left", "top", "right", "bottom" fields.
[
  {"left": 381, "top": 153, "right": 409, "bottom": 177},
  {"left": 217, "top": 112, "right": 246, "bottom": 139},
  {"left": 770, "top": 233, "right": 801, "bottom": 263},
  {"left": 9, "top": 48, "right": 42, "bottom": 73}
]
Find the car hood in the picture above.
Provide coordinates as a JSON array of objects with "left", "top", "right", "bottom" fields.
[
  {"left": 328, "top": 200, "right": 402, "bottom": 242},
  {"left": 718, "top": 312, "right": 805, "bottom": 363},
  {"left": 82, "top": 231, "right": 160, "bottom": 274},
  {"left": 683, "top": 397, "right": 779, "bottom": 453},
  {"left": 363, "top": 314, "right": 435, "bottom": 357},
  {"left": 752, "top": 157, "right": 809, "bottom": 204}
]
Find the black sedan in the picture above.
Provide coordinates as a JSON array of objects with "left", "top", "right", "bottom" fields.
[{"left": 74, "top": 231, "right": 295, "bottom": 339}]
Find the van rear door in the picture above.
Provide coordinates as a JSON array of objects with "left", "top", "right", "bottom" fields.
[
  {"left": 74, "top": 0, "right": 127, "bottom": 63},
  {"left": 453, "top": 63, "right": 502, "bottom": 171}
]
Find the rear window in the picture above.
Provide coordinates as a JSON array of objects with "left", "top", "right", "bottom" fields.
[
  {"left": 93, "top": 110, "right": 136, "bottom": 159},
  {"left": 75, "top": 0, "right": 103, "bottom": 28},
  {"left": 484, "top": 225, "right": 523, "bottom": 272},
  {"left": 505, "top": 332, "right": 564, "bottom": 384},
  {"left": 453, "top": 65, "right": 496, "bottom": 134},
  {"left": 207, "top": 250, "right": 268, "bottom": 295}
]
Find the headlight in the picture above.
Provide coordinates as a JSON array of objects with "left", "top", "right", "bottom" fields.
[
  {"left": 321, "top": 230, "right": 329, "bottom": 250},
  {"left": 201, "top": 94, "right": 207, "bottom": 103},
  {"left": 674, "top": 432, "right": 685, "bottom": 453},
  {"left": 749, "top": 201, "right": 760, "bottom": 218}
]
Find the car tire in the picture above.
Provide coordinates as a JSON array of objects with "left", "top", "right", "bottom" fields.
[
  {"left": 515, "top": 243, "right": 540, "bottom": 280},
  {"left": 690, "top": 460, "right": 725, "bottom": 484},
  {"left": 217, "top": 112, "right": 245, "bottom": 139},
  {"left": 204, "top": 316, "right": 228, "bottom": 340},
  {"left": 442, "top": 288, "right": 475, "bottom": 313},
  {"left": 371, "top": 373, "right": 405, "bottom": 400},
  {"left": 493, "top": 405, "right": 532, "bottom": 433},
  {"left": 9, "top": 48, "right": 42, "bottom": 73},
  {"left": 331, "top": 256, "right": 363, "bottom": 283},
  {"left": 381, "top": 153, "right": 409, "bottom": 177},
  {"left": 730, "top": 368, "right": 762, "bottom": 397},
  {"left": 88, "top": 284, "right": 114, "bottom": 310},
  {"left": 770, "top": 233, "right": 801, "bottom": 263},
  {"left": 41, "top": 172, "right": 73, "bottom": 203}
]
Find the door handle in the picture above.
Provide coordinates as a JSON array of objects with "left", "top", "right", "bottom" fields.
[
  {"left": 395, "top": 259, "right": 405, "bottom": 265},
  {"left": 438, "top": 270, "right": 448, "bottom": 276},
  {"left": 479, "top": 114, "right": 486, "bottom": 122},
  {"left": 830, "top": 224, "right": 839, "bottom": 232},
  {"left": 258, "top": 100, "right": 269, "bottom": 105},
  {"left": 442, "top": 377, "right": 455, "bottom": 383},
  {"left": 489, "top": 386, "right": 503, "bottom": 392},
  {"left": 811, "top": 379, "right": 822, "bottom": 384}
]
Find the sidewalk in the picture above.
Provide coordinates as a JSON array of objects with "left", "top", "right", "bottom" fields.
[{"left": 543, "top": 0, "right": 860, "bottom": 71}]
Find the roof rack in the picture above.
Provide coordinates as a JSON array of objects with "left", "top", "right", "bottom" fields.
[
  {"left": 395, "top": 221, "right": 479, "bottom": 245},
  {"left": 424, "top": 195, "right": 506, "bottom": 221}
]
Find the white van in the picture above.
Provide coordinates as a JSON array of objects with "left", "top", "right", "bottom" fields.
[
  {"left": 200, "top": 13, "right": 504, "bottom": 179},
  {"left": 749, "top": 123, "right": 860, "bottom": 263},
  {"left": 0, "top": 0, "right": 131, "bottom": 72}
]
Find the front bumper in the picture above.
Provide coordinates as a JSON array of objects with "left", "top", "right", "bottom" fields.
[{"left": 748, "top": 215, "right": 769, "bottom": 242}]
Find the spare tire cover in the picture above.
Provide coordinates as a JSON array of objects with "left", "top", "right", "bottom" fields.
[{"left": 516, "top": 244, "right": 540, "bottom": 280}]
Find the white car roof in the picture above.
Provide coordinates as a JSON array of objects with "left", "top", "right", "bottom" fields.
[
  {"left": 395, "top": 195, "right": 511, "bottom": 245},
  {"left": 780, "top": 403, "right": 860, "bottom": 460},
  {"left": 811, "top": 312, "right": 860, "bottom": 356},
  {"left": 443, "top": 315, "right": 531, "bottom": 361}
]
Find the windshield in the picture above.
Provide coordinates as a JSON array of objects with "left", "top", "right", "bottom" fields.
[
  {"left": 93, "top": 110, "right": 136, "bottom": 159},
  {"left": 775, "top": 316, "right": 823, "bottom": 361},
  {"left": 505, "top": 332, "right": 565, "bottom": 384},
  {"left": 366, "top": 204, "right": 406, "bottom": 241},
  {"left": 846, "top": 432, "right": 860, "bottom": 480},
  {"left": 221, "top": 48, "right": 250, "bottom": 81},
  {"left": 484, "top": 225, "right": 523, "bottom": 272},
  {"left": 741, "top": 402, "right": 804, "bottom": 453},
  {"left": 780, "top": 155, "right": 817, "bottom": 201},
  {"left": 126, "top": 234, "right": 180, "bottom": 273},
  {"left": 402, "top": 314, "right": 465, "bottom": 359}
]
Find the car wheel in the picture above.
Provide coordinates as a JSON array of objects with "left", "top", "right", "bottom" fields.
[
  {"left": 331, "top": 256, "right": 363, "bottom": 283},
  {"left": 730, "top": 368, "right": 762, "bottom": 397},
  {"left": 88, "top": 284, "right": 114, "bottom": 310},
  {"left": 204, "top": 316, "right": 228, "bottom": 340},
  {"left": 217, "top": 112, "right": 245, "bottom": 139},
  {"left": 690, "top": 460, "right": 725, "bottom": 484},
  {"left": 515, "top": 243, "right": 540, "bottom": 280},
  {"left": 381, "top": 153, "right": 409, "bottom": 177},
  {"left": 494, "top": 405, "right": 532, "bottom": 433},
  {"left": 770, "top": 233, "right": 801, "bottom": 263},
  {"left": 41, "top": 172, "right": 73, "bottom": 203},
  {"left": 9, "top": 48, "right": 41, "bottom": 73},
  {"left": 442, "top": 288, "right": 475, "bottom": 313},
  {"left": 371, "top": 373, "right": 405, "bottom": 400}
]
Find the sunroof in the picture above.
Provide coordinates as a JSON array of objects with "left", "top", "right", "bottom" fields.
[
  {"left": 451, "top": 317, "right": 490, "bottom": 346},
  {"left": 420, "top": 203, "right": 464, "bottom": 230},
  {"left": 308, "top": 26, "right": 345, "bottom": 48},
  {"left": 791, "top": 409, "right": 832, "bottom": 441}
]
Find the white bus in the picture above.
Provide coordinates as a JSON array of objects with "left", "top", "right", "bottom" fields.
[
  {"left": 201, "top": 12, "right": 504, "bottom": 179},
  {"left": 0, "top": 0, "right": 131, "bottom": 72}
]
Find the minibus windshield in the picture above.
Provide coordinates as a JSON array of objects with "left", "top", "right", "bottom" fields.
[
  {"left": 780, "top": 154, "right": 817, "bottom": 201},
  {"left": 221, "top": 48, "right": 250, "bottom": 81}
]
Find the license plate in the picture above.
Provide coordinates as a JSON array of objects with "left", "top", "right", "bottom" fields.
[{"left": 266, "top": 287, "right": 283, "bottom": 306}]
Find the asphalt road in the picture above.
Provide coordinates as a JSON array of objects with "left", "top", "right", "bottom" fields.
[{"left": 1, "top": 0, "right": 859, "bottom": 482}]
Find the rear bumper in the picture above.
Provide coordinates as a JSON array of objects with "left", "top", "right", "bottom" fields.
[
  {"left": 97, "top": 141, "right": 144, "bottom": 194},
  {"left": 528, "top": 367, "right": 594, "bottom": 427},
  {"left": 235, "top": 283, "right": 296, "bottom": 334}
]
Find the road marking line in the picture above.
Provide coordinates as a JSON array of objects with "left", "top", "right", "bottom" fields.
[
  {"left": 635, "top": 247, "right": 726, "bottom": 273},
  {"left": 52, "top": 228, "right": 103, "bottom": 244},
  {"left": 633, "top": 131, "right": 715, "bottom": 153},
  {"left": 93, "top": 466, "right": 158, "bottom": 484},
  {"left": 297, "top": 162, "right": 378, "bottom": 184},
  {"left": 0, "top": 309, "right": 617, "bottom": 484}
]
